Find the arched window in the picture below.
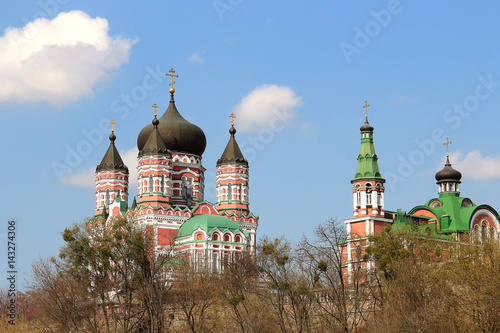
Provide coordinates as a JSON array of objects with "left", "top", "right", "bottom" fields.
[
  {"left": 105, "top": 189, "right": 110, "bottom": 206},
  {"left": 224, "top": 234, "right": 231, "bottom": 242},
  {"left": 117, "top": 189, "right": 121, "bottom": 200},
  {"left": 475, "top": 224, "right": 481, "bottom": 243},
  {"left": 235, "top": 235, "right": 242, "bottom": 243},
  {"left": 366, "top": 184, "right": 372, "bottom": 206},
  {"left": 213, "top": 233, "right": 219, "bottom": 241},
  {"left": 482, "top": 221, "right": 488, "bottom": 240},
  {"left": 149, "top": 175, "right": 153, "bottom": 193},
  {"left": 489, "top": 227, "right": 495, "bottom": 241}
]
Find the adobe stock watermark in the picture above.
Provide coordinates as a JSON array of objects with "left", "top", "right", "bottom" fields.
[
  {"left": 384, "top": 74, "right": 500, "bottom": 192},
  {"left": 51, "top": 65, "right": 166, "bottom": 181},
  {"left": 203, "top": 107, "right": 296, "bottom": 198},
  {"left": 339, "top": 0, "right": 404, "bottom": 64},
  {"left": 213, "top": 0, "right": 243, "bottom": 21},
  {"left": 7, "top": 0, "right": 70, "bottom": 50}
]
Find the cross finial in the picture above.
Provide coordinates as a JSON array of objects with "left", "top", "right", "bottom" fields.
[
  {"left": 230, "top": 113, "right": 236, "bottom": 126},
  {"left": 152, "top": 103, "right": 159, "bottom": 117},
  {"left": 362, "top": 100, "right": 370, "bottom": 121},
  {"left": 110, "top": 119, "right": 116, "bottom": 132},
  {"left": 443, "top": 137, "right": 452, "bottom": 157},
  {"left": 167, "top": 68, "right": 179, "bottom": 93}
]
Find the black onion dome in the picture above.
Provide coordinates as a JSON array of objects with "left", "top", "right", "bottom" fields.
[
  {"left": 360, "top": 120, "right": 374, "bottom": 132},
  {"left": 96, "top": 133, "right": 128, "bottom": 172},
  {"left": 217, "top": 126, "right": 248, "bottom": 166},
  {"left": 435, "top": 157, "right": 462, "bottom": 182},
  {"left": 137, "top": 95, "right": 207, "bottom": 156}
]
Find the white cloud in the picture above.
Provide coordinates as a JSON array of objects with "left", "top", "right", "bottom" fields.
[
  {"left": 61, "top": 147, "right": 138, "bottom": 188},
  {"left": 233, "top": 84, "right": 303, "bottom": 133},
  {"left": 439, "top": 151, "right": 500, "bottom": 180},
  {"left": 0, "top": 10, "right": 136, "bottom": 106},
  {"left": 61, "top": 167, "right": 95, "bottom": 188},
  {"left": 189, "top": 52, "right": 204, "bottom": 64}
]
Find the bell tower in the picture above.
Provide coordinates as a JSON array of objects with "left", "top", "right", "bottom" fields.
[{"left": 343, "top": 102, "right": 392, "bottom": 283}]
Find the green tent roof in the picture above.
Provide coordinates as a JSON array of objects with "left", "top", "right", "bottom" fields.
[
  {"left": 177, "top": 214, "right": 248, "bottom": 238},
  {"left": 352, "top": 121, "right": 384, "bottom": 181}
]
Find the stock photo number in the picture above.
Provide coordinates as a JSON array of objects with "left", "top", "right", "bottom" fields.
[{"left": 7, "top": 220, "right": 17, "bottom": 325}]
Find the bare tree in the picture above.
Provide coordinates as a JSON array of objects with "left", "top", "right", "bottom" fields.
[{"left": 299, "top": 218, "right": 378, "bottom": 333}]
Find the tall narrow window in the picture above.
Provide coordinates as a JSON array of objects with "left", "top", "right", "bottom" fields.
[
  {"left": 117, "top": 189, "right": 121, "bottom": 200},
  {"left": 161, "top": 175, "right": 165, "bottom": 194},
  {"left": 186, "top": 178, "right": 193, "bottom": 197},
  {"left": 366, "top": 185, "right": 372, "bottom": 206},
  {"left": 377, "top": 193, "right": 381, "bottom": 206},
  {"left": 149, "top": 175, "right": 153, "bottom": 193},
  {"left": 181, "top": 177, "right": 187, "bottom": 197},
  {"left": 227, "top": 183, "right": 232, "bottom": 201},
  {"left": 356, "top": 190, "right": 361, "bottom": 207},
  {"left": 212, "top": 253, "right": 218, "bottom": 272},
  {"left": 240, "top": 184, "right": 244, "bottom": 201},
  {"left": 105, "top": 189, "right": 110, "bottom": 206},
  {"left": 197, "top": 253, "right": 203, "bottom": 270},
  {"left": 223, "top": 253, "right": 230, "bottom": 269}
]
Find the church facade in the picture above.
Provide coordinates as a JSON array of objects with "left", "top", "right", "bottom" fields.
[
  {"left": 342, "top": 102, "right": 500, "bottom": 283},
  {"left": 94, "top": 69, "right": 258, "bottom": 271}
]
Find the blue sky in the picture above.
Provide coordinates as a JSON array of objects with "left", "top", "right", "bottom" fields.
[{"left": 2, "top": 1, "right": 500, "bottom": 289}]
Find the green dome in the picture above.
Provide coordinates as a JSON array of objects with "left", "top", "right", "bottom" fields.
[{"left": 177, "top": 214, "right": 247, "bottom": 238}]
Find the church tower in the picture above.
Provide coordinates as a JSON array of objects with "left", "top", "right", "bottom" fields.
[
  {"left": 95, "top": 121, "right": 129, "bottom": 217},
  {"left": 136, "top": 69, "right": 206, "bottom": 209},
  {"left": 136, "top": 104, "right": 172, "bottom": 208},
  {"left": 343, "top": 102, "right": 392, "bottom": 283},
  {"left": 216, "top": 114, "right": 258, "bottom": 252},
  {"left": 216, "top": 114, "right": 249, "bottom": 214}
]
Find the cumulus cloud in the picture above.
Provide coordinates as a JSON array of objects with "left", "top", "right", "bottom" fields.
[
  {"left": 439, "top": 151, "right": 500, "bottom": 180},
  {"left": 0, "top": 10, "right": 136, "bottom": 106},
  {"left": 233, "top": 84, "right": 303, "bottom": 133},
  {"left": 61, "top": 147, "right": 138, "bottom": 188}
]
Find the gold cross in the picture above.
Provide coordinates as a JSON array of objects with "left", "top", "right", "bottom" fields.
[
  {"left": 443, "top": 137, "right": 452, "bottom": 157},
  {"left": 362, "top": 100, "right": 370, "bottom": 120},
  {"left": 110, "top": 119, "right": 116, "bottom": 132},
  {"left": 167, "top": 68, "right": 179, "bottom": 92},
  {"left": 152, "top": 103, "right": 159, "bottom": 117},
  {"left": 230, "top": 113, "right": 236, "bottom": 126}
]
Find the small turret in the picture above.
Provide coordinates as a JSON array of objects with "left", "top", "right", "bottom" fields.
[
  {"left": 436, "top": 138, "right": 461, "bottom": 195},
  {"left": 216, "top": 113, "right": 250, "bottom": 214},
  {"left": 95, "top": 120, "right": 129, "bottom": 216}
]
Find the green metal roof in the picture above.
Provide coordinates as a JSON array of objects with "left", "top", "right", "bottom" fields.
[
  {"left": 176, "top": 214, "right": 249, "bottom": 238},
  {"left": 352, "top": 122, "right": 384, "bottom": 181},
  {"left": 402, "top": 193, "right": 500, "bottom": 234},
  {"left": 407, "top": 193, "right": 475, "bottom": 232}
]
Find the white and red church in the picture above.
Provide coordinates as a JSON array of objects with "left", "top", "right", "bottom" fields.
[{"left": 94, "top": 70, "right": 258, "bottom": 270}]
